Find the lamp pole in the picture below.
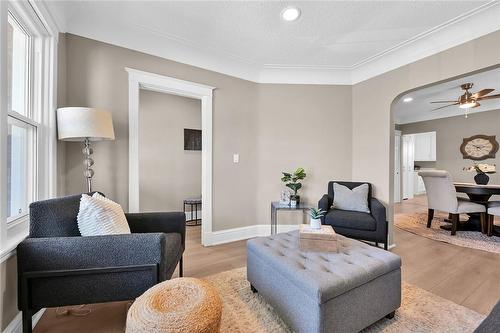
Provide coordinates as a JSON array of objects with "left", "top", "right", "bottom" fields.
[{"left": 83, "top": 138, "right": 94, "bottom": 193}]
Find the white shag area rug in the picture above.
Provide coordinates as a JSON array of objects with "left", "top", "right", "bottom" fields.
[
  {"left": 204, "top": 267, "right": 485, "bottom": 333},
  {"left": 395, "top": 213, "right": 500, "bottom": 254}
]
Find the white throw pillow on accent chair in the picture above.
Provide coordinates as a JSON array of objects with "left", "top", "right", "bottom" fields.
[
  {"left": 77, "top": 192, "right": 131, "bottom": 236},
  {"left": 333, "top": 183, "right": 371, "bottom": 213}
]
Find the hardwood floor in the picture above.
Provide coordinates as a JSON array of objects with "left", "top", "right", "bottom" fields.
[
  {"left": 393, "top": 195, "right": 500, "bottom": 315},
  {"left": 33, "top": 201, "right": 499, "bottom": 332}
]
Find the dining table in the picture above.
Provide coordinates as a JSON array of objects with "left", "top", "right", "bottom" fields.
[{"left": 442, "top": 182, "right": 500, "bottom": 236}]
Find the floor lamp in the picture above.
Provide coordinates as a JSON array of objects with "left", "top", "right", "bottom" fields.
[{"left": 57, "top": 107, "right": 115, "bottom": 192}]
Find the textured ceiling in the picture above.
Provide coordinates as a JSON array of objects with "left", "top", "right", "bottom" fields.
[
  {"left": 394, "top": 67, "right": 500, "bottom": 124},
  {"left": 43, "top": 1, "right": 499, "bottom": 83}
]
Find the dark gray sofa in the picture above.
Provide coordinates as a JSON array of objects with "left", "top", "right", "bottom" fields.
[
  {"left": 17, "top": 193, "right": 185, "bottom": 333},
  {"left": 318, "top": 181, "right": 389, "bottom": 250}
]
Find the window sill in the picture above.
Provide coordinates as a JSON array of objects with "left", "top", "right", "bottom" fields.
[
  {"left": 0, "top": 230, "right": 28, "bottom": 264},
  {"left": 7, "top": 213, "right": 29, "bottom": 228}
]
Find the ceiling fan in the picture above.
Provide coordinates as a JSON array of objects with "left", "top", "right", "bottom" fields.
[{"left": 430, "top": 83, "right": 500, "bottom": 111}]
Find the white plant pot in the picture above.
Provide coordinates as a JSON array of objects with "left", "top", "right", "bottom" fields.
[{"left": 310, "top": 218, "right": 321, "bottom": 230}]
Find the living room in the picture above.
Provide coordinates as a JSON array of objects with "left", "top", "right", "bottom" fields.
[{"left": 1, "top": 1, "right": 499, "bottom": 333}]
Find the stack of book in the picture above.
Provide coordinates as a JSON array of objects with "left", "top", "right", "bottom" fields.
[{"left": 299, "top": 224, "right": 338, "bottom": 252}]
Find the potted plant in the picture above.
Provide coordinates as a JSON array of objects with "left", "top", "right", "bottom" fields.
[
  {"left": 281, "top": 167, "right": 306, "bottom": 206},
  {"left": 309, "top": 208, "right": 326, "bottom": 229},
  {"left": 463, "top": 163, "right": 496, "bottom": 185}
]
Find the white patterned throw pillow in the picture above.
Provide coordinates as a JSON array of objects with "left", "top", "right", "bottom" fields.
[
  {"left": 77, "top": 193, "right": 131, "bottom": 236},
  {"left": 333, "top": 183, "right": 371, "bottom": 213}
]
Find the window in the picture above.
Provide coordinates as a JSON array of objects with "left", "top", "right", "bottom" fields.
[
  {"left": 7, "top": 14, "right": 30, "bottom": 117},
  {"left": 7, "top": 117, "right": 35, "bottom": 220},
  {"left": 1, "top": 1, "right": 57, "bottom": 254},
  {"left": 6, "top": 11, "right": 36, "bottom": 224}
]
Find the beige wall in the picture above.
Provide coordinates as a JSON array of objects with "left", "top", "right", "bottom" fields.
[
  {"left": 0, "top": 256, "right": 18, "bottom": 331},
  {"left": 61, "top": 34, "right": 352, "bottom": 231},
  {"left": 60, "top": 30, "right": 500, "bottom": 235},
  {"left": 400, "top": 109, "right": 500, "bottom": 186},
  {"left": 139, "top": 90, "right": 201, "bottom": 212},
  {"left": 352, "top": 30, "right": 500, "bottom": 243},
  {"left": 254, "top": 84, "right": 352, "bottom": 226}
]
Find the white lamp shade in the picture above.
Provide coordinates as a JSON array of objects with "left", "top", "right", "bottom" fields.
[{"left": 57, "top": 107, "right": 115, "bottom": 141}]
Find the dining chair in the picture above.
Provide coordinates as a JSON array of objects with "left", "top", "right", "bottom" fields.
[
  {"left": 487, "top": 202, "right": 500, "bottom": 237},
  {"left": 418, "top": 170, "right": 487, "bottom": 235}
]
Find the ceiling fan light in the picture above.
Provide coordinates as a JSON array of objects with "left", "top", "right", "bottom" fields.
[{"left": 459, "top": 101, "right": 478, "bottom": 109}]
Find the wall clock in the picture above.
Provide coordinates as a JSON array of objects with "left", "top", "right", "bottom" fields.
[{"left": 460, "top": 135, "right": 499, "bottom": 160}]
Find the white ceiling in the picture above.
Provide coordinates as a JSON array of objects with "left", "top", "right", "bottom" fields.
[
  {"left": 394, "top": 66, "right": 500, "bottom": 124},
  {"left": 42, "top": 1, "right": 500, "bottom": 84}
]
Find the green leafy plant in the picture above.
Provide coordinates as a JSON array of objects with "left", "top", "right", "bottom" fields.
[
  {"left": 281, "top": 167, "right": 306, "bottom": 195},
  {"left": 309, "top": 208, "right": 326, "bottom": 220}
]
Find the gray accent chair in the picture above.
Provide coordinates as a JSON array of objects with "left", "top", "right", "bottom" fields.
[
  {"left": 17, "top": 193, "right": 185, "bottom": 333},
  {"left": 418, "top": 170, "right": 486, "bottom": 235},
  {"left": 487, "top": 201, "right": 500, "bottom": 237},
  {"left": 318, "top": 181, "right": 389, "bottom": 250}
]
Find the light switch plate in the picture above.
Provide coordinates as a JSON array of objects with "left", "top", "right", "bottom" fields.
[{"left": 233, "top": 154, "right": 239, "bottom": 163}]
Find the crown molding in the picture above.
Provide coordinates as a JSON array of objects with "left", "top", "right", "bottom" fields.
[
  {"left": 45, "top": 1, "right": 500, "bottom": 85},
  {"left": 259, "top": 65, "right": 352, "bottom": 85},
  {"left": 350, "top": 1, "right": 500, "bottom": 84}
]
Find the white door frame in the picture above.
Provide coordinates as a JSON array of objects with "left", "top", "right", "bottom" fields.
[
  {"left": 394, "top": 130, "right": 402, "bottom": 203},
  {"left": 402, "top": 134, "right": 415, "bottom": 200},
  {"left": 125, "top": 67, "right": 215, "bottom": 246}
]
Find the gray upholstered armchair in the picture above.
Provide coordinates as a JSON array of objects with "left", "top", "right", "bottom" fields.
[
  {"left": 318, "top": 181, "right": 389, "bottom": 250},
  {"left": 17, "top": 193, "right": 185, "bottom": 333}
]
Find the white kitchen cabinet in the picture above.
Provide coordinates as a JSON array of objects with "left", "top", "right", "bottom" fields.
[{"left": 414, "top": 132, "right": 436, "bottom": 161}]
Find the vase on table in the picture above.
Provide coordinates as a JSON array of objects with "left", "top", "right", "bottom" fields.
[
  {"left": 290, "top": 194, "right": 300, "bottom": 207},
  {"left": 474, "top": 173, "right": 489, "bottom": 185},
  {"left": 310, "top": 218, "right": 321, "bottom": 230}
]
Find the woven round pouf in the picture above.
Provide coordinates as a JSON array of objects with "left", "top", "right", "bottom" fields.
[{"left": 126, "top": 278, "right": 222, "bottom": 333}]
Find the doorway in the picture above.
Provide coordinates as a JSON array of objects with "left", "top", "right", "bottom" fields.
[
  {"left": 126, "top": 67, "right": 215, "bottom": 246},
  {"left": 138, "top": 90, "right": 202, "bottom": 228}
]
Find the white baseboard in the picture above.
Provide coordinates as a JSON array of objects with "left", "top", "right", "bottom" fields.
[
  {"left": 3, "top": 309, "right": 45, "bottom": 333},
  {"left": 204, "top": 224, "right": 300, "bottom": 246},
  {"left": 204, "top": 224, "right": 396, "bottom": 249}
]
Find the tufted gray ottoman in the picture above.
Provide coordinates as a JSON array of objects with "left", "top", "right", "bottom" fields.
[{"left": 247, "top": 230, "right": 401, "bottom": 333}]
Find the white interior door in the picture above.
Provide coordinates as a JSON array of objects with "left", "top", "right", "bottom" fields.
[
  {"left": 402, "top": 134, "right": 415, "bottom": 200},
  {"left": 394, "top": 130, "right": 401, "bottom": 203}
]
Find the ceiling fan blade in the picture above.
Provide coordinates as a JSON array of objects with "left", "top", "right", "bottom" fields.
[
  {"left": 432, "top": 103, "right": 459, "bottom": 111},
  {"left": 472, "top": 89, "right": 494, "bottom": 98},
  {"left": 477, "top": 93, "right": 500, "bottom": 100},
  {"left": 430, "top": 100, "right": 457, "bottom": 103}
]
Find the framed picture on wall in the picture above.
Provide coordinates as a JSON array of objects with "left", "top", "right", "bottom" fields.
[{"left": 184, "top": 129, "right": 202, "bottom": 151}]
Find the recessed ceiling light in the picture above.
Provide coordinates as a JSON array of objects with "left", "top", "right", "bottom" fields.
[
  {"left": 281, "top": 7, "right": 301, "bottom": 21},
  {"left": 403, "top": 97, "right": 413, "bottom": 103}
]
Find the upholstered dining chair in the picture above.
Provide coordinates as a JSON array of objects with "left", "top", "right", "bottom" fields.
[
  {"left": 418, "top": 170, "right": 487, "bottom": 235},
  {"left": 487, "top": 202, "right": 500, "bottom": 237}
]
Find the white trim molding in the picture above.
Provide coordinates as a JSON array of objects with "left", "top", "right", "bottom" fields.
[
  {"left": 43, "top": 1, "right": 500, "bottom": 85},
  {"left": 204, "top": 224, "right": 397, "bottom": 249},
  {"left": 3, "top": 309, "right": 45, "bottom": 333},
  {"left": 204, "top": 224, "right": 300, "bottom": 246},
  {"left": 125, "top": 68, "right": 215, "bottom": 246}
]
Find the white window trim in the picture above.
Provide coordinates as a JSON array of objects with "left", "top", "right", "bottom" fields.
[{"left": 0, "top": 0, "right": 58, "bottom": 261}]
